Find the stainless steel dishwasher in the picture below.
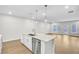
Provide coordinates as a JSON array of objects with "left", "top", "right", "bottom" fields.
[{"left": 32, "top": 37, "right": 41, "bottom": 54}]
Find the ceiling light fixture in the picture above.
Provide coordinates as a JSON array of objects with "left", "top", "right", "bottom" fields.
[
  {"left": 44, "top": 5, "right": 48, "bottom": 22},
  {"left": 44, "top": 19, "right": 48, "bottom": 22},
  {"left": 35, "top": 9, "right": 38, "bottom": 20},
  {"left": 8, "top": 11, "right": 12, "bottom": 15},
  {"left": 35, "top": 21, "right": 38, "bottom": 24},
  {"left": 65, "top": 5, "right": 69, "bottom": 9},
  {"left": 32, "top": 16, "right": 35, "bottom": 19},
  {"left": 42, "top": 13, "right": 46, "bottom": 16}
]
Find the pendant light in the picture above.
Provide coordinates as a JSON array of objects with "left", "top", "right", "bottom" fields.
[
  {"left": 35, "top": 9, "right": 38, "bottom": 20},
  {"left": 44, "top": 5, "right": 48, "bottom": 22},
  {"left": 32, "top": 9, "right": 38, "bottom": 35}
]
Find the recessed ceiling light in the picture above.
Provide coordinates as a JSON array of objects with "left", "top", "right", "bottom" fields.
[
  {"left": 65, "top": 5, "right": 69, "bottom": 9},
  {"left": 44, "top": 19, "right": 48, "bottom": 22},
  {"left": 35, "top": 21, "right": 38, "bottom": 24},
  {"left": 8, "top": 11, "right": 12, "bottom": 15},
  {"left": 42, "top": 13, "right": 46, "bottom": 16},
  {"left": 32, "top": 16, "right": 35, "bottom": 19}
]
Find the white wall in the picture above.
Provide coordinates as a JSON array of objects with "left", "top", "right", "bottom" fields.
[
  {"left": 0, "top": 15, "right": 50, "bottom": 42},
  {"left": 35, "top": 22, "right": 51, "bottom": 33}
]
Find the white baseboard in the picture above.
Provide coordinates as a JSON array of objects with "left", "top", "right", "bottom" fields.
[{"left": 3, "top": 38, "right": 20, "bottom": 42}]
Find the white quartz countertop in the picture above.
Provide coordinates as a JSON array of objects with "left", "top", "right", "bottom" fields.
[
  {"left": 23, "top": 33, "right": 56, "bottom": 42},
  {"left": 32, "top": 34, "right": 56, "bottom": 42}
]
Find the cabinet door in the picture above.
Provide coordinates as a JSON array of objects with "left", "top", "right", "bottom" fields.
[
  {"left": 28, "top": 37, "right": 32, "bottom": 51},
  {"left": 20, "top": 34, "right": 32, "bottom": 51},
  {"left": 20, "top": 34, "right": 28, "bottom": 47},
  {"left": 23, "top": 35, "right": 29, "bottom": 47},
  {"left": 20, "top": 35, "right": 24, "bottom": 44},
  {"left": 26, "top": 36, "right": 32, "bottom": 51},
  {"left": 24, "top": 35, "right": 32, "bottom": 51}
]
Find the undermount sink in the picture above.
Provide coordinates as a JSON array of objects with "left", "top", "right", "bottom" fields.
[{"left": 28, "top": 34, "right": 35, "bottom": 36}]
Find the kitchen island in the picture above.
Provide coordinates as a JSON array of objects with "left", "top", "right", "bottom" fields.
[
  {"left": 20, "top": 33, "right": 56, "bottom": 54},
  {"left": 32, "top": 34, "right": 56, "bottom": 54}
]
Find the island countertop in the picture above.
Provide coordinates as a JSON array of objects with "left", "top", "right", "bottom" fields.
[
  {"left": 32, "top": 34, "right": 56, "bottom": 42},
  {"left": 22, "top": 33, "right": 56, "bottom": 42}
]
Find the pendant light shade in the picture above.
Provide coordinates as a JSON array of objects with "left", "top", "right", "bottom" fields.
[{"left": 44, "top": 5, "right": 48, "bottom": 22}]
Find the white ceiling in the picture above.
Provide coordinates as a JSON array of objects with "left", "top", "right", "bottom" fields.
[{"left": 0, "top": 5, "right": 79, "bottom": 22}]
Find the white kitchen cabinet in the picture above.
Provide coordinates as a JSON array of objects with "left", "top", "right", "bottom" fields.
[{"left": 20, "top": 34, "right": 32, "bottom": 51}]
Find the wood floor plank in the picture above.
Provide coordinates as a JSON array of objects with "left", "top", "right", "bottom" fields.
[
  {"left": 2, "top": 40, "right": 32, "bottom": 54},
  {"left": 55, "top": 35, "right": 79, "bottom": 54}
]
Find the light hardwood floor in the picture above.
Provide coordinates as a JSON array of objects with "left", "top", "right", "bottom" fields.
[
  {"left": 2, "top": 35, "right": 79, "bottom": 54},
  {"left": 2, "top": 40, "right": 32, "bottom": 54},
  {"left": 55, "top": 35, "right": 79, "bottom": 54}
]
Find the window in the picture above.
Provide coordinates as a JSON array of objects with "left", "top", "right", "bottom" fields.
[
  {"left": 64, "top": 25, "right": 67, "bottom": 32},
  {"left": 53, "top": 25, "right": 57, "bottom": 32},
  {"left": 53, "top": 25, "right": 60, "bottom": 32},
  {"left": 72, "top": 24, "right": 77, "bottom": 32}
]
